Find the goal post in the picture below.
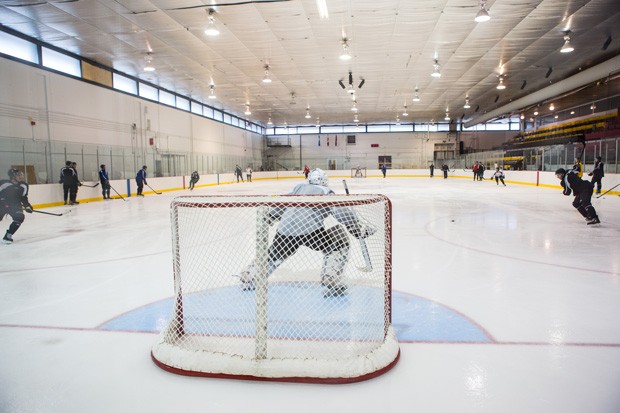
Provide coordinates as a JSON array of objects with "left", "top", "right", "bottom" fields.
[
  {"left": 152, "top": 194, "right": 399, "bottom": 383},
  {"left": 351, "top": 167, "right": 367, "bottom": 178}
]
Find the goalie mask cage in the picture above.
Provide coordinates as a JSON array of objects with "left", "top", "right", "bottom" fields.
[{"left": 152, "top": 194, "right": 399, "bottom": 384}]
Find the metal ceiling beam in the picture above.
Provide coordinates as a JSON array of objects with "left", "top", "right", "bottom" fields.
[{"left": 465, "top": 55, "right": 620, "bottom": 128}]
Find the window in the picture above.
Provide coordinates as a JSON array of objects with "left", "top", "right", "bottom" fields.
[
  {"left": 159, "top": 90, "right": 175, "bottom": 107},
  {"left": 176, "top": 96, "right": 190, "bottom": 111},
  {"left": 347, "top": 135, "right": 356, "bottom": 144},
  {"left": 321, "top": 126, "right": 344, "bottom": 133},
  {"left": 190, "top": 101, "right": 203, "bottom": 115},
  {"left": 139, "top": 82, "right": 158, "bottom": 101},
  {"left": 203, "top": 106, "right": 214, "bottom": 119},
  {"left": 367, "top": 125, "right": 390, "bottom": 132},
  {"left": 42, "top": 47, "right": 81, "bottom": 77},
  {"left": 113, "top": 73, "right": 137, "bottom": 95},
  {"left": 0, "top": 31, "right": 38, "bottom": 63}
]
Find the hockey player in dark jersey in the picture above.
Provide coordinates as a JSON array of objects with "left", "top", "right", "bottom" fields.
[
  {"left": 555, "top": 168, "right": 600, "bottom": 225},
  {"left": 1, "top": 169, "right": 33, "bottom": 243},
  {"left": 99, "top": 164, "right": 110, "bottom": 200},
  {"left": 189, "top": 171, "right": 199, "bottom": 190},
  {"left": 237, "top": 168, "right": 376, "bottom": 297},
  {"left": 59, "top": 160, "right": 75, "bottom": 205}
]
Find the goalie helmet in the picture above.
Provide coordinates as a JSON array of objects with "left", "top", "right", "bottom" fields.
[{"left": 308, "top": 168, "right": 328, "bottom": 186}]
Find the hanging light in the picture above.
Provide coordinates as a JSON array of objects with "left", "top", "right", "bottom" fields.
[
  {"left": 244, "top": 104, "right": 251, "bottom": 115},
  {"left": 533, "top": 110, "right": 539, "bottom": 116},
  {"left": 267, "top": 116, "right": 273, "bottom": 125},
  {"left": 590, "top": 103, "right": 596, "bottom": 110},
  {"left": 395, "top": 115, "right": 400, "bottom": 125},
  {"left": 205, "top": 10, "right": 220, "bottom": 36},
  {"left": 316, "top": 117, "right": 320, "bottom": 126},
  {"left": 402, "top": 104, "right": 409, "bottom": 116},
  {"left": 351, "top": 101, "right": 358, "bottom": 112},
  {"left": 305, "top": 107, "right": 311, "bottom": 119},
  {"left": 340, "top": 39, "right": 352, "bottom": 61},
  {"left": 474, "top": 0, "right": 491, "bottom": 23},
  {"left": 353, "top": 114, "right": 359, "bottom": 123},
  {"left": 444, "top": 108, "right": 450, "bottom": 120},
  {"left": 549, "top": 103, "right": 555, "bottom": 111},
  {"left": 560, "top": 33, "right": 574, "bottom": 53},
  {"left": 496, "top": 76, "right": 506, "bottom": 90},
  {"left": 464, "top": 96, "right": 471, "bottom": 109},
  {"left": 208, "top": 84, "right": 216, "bottom": 99},
  {"left": 143, "top": 53, "right": 155, "bottom": 72},
  {"left": 431, "top": 59, "right": 441, "bottom": 78},
  {"left": 412, "top": 88, "right": 421, "bottom": 102},
  {"left": 262, "top": 65, "right": 272, "bottom": 83},
  {"left": 520, "top": 114, "right": 525, "bottom": 120}
]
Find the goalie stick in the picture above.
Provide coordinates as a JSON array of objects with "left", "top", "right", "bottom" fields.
[
  {"left": 342, "top": 179, "right": 373, "bottom": 272},
  {"left": 146, "top": 183, "right": 162, "bottom": 195}
]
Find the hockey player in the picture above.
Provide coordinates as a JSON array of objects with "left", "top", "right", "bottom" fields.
[
  {"left": 588, "top": 155, "right": 604, "bottom": 195},
  {"left": 136, "top": 165, "right": 147, "bottom": 196},
  {"left": 1, "top": 169, "right": 33, "bottom": 243},
  {"left": 59, "top": 160, "right": 75, "bottom": 205},
  {"left": 238, "top": 168, "right": 376, "bottom": 297},
  {"left": 491, "top": 167, "right": 506, "bottom": 186},
  {"left": 189, "top": 171, "right": 199, "bottom": 190},
  {"left": 99, "top": 164, "right": 110, "bottom": 200},
  {"left": 555, "top": 168, "right": 600, "bottom": 225}
]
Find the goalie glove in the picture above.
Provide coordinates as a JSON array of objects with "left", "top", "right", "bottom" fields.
[{"left": 348, "top": 223, "right": 377, "bottom": 239}]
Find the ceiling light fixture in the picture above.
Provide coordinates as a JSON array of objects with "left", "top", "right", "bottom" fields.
[
  {"left": 353, "top": 114, "right": 359, "bottom": 123},
  {"left": 305, "top": 107, "right": 311, "bottom": 119},
  {"left": 316, "top": 0, "right": 329, "bottom": 19},
  {"left": 204, "top": 10, "right": 220, "bottom": 36},
  {"left": 267, "top": 117, "right": 273, "bottom": 125},
  {"left": 395, "top": 115, "right": 400, "bottom": 125},
  {"left": 262, "top": 65, "right": 272, "bottom": 83},
  {"left": 549, "top": 103, "right": 555, "bottom": 111},
  {"left": 474, "top": 0, "right": 491, "bottom": 23},
  {"left": 351, "top": 101, "right": 358, "bottom": 112},
  {"left": 402, "top": 104, "right": 409, "bottom": 116},
  {"left": 590, "top": 103, "right": 596, "bottom": 110},
  {"left": 208, "top": 84, "right": 216, "bottom": 99},
  {"left": 464, "top": 96, "right": 471, "bottom": 109},
  {"left": 533, "top": 110, "right": 539, "bottom": 116},
  {"left": 413, "top": 88, "right": 421, "bottom": 102},
  {"left": 244, "top": 104, "right": 251, "bottom": 116},
  {"left": 496, "top": 76, "right": 506, "bottom": 90},
  {"left": 316, "top": 117, "right": 320, "bottom": 126},
  {"left": 340, "top": 39, "right": 352, "bottom": 61},
  {"left": 143, "top": 53, "right": 155, "bottom": 72},
  {"left": 444, "top": 108, "right": 450, "bottom": 120},
  {"left": 431, "top": 59, "right": 441, "bottom": 78},
  {"left": 520, "top": 114, "right": 525, "bottom": 120},
  {"left": 560, "top": 32, "right": 574, "bottom": 53}
]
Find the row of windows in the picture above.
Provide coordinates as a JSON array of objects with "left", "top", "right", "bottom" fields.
[
  {"left": 267, "top": 121, "right": 520, "bottom": 135},
  {"left": 0, "top": 28, "right": 522, "bottom": 137},
  {"left": 0, "top": 29, "right": 263, "bottom": 135}
]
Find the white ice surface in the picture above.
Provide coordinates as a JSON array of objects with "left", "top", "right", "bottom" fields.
[{"left": 1, "top": 177, "right": 619, "bottom": 413}]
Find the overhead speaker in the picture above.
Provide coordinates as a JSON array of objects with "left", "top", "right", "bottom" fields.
[
  {"left": 358, "top": 79, "right": 365, "bottom": 89},
  {"left": 494, "top": 95, "right": 499, "bottom": 103},
  {"left": 339, "top": 80, "right": 346, "bottom": 89},
  {"left": 602, "top": 36, "right": 612, "bottom": 51},
  {"left": 521, "top": 80, "right": 527, "bottom": 90}
]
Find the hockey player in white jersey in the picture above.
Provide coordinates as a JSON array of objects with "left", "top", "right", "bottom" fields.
[{"left": 238, "top": 168, "right": 375, "bottom": 297}]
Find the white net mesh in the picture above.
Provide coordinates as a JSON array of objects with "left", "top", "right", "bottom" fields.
[{"left": 152, "top": 194, "right": 399, "bottom": 383}]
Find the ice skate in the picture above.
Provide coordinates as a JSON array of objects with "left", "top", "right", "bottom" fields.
[
  {"left": 3, "top": 232, "right": 13, "bottom": 244},
  {"left": 586, "top": 216, "right": 601, "bottom": 225}
]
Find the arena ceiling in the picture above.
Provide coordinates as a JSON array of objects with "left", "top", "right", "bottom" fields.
[{"left": 1, "top": 0, "right": 619, "bottom": 127}]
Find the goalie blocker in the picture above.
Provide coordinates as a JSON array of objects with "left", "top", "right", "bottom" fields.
[{"left": 152, "top": 193, "right": 398, "bottom": 383}]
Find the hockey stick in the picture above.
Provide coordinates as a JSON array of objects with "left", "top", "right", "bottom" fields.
[
  {"left": 108, "top": 184, "right": 126, "bottom": 201},
  {"left": 596, "top": 183, "right": 620, "bottom": 198},
  {"left": 80, "top": 182, "right": 99, "bottom": 188},
  {"left": 342, "top": 179, "right": 373, "bottom": 272},
  {"left": 146, "top": 183, "right": 162, "bottom": 195},
  {"left": 33, "top": 209, "right": 64, "bottom": 217}
]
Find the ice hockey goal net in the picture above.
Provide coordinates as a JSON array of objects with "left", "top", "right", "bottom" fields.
[{"left": 152, "top": 194, "right": 399, "bottom": 383}]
